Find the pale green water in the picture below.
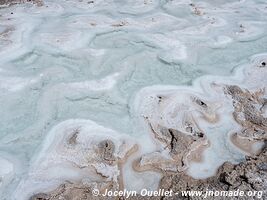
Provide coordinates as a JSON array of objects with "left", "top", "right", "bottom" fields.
[{"left": 0, "top": 0, "right": 267, "bottom": 199}]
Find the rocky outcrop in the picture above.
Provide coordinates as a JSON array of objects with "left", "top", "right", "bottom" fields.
[
  {"left": 133, "top": 126, "right": 208, "bottom": 172},
  {"left": 0, "top": 0, "right": 43, "bottom": 7},
  {"left": 28, "top": 82, "right": 267, "bottom": 200},
  {"left": 14, "top": 120, "right": 138, "bottom": 200},
  {"left": 28, "top": 55, "right": 267, "bottom": 200},
  {"left": 132, "top": 89, "right": 214, "bottom": 173},
  {"left": 224, "top": 85, "right": 266, "bottom": 155},
  {"left": 29, "top": 143, "right": 266, "bottom": 200},
  {"left": 160, "top": 143, "right": 267, "bottom": 200},
  {"left": 30, "top": 183, "right": 110, "bottom": 200}
]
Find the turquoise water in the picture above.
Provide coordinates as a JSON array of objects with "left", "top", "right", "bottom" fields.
[{"left": 0, "top": 0, "right": 267, "bottom": 199}]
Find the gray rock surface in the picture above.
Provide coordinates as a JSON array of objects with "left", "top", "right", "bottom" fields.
[
  {"left": 0, "top": 0, "right": 43, "bottom": 7},
  {"left": 29, "top": 143, "right": 266, "bottom": 200}
]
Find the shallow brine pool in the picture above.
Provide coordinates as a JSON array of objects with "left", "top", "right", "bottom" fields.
[{"left": 0, "top": 0, "right": 266, "bottom": 199}]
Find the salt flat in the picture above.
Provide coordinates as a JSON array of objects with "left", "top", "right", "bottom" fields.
[{"left": 0, "top": 0, "right": 266, "bottom": 199}]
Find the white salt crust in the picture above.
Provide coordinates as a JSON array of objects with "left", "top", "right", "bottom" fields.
[{"left": 0, "top": 0, "right": 266, "bottom": 199}]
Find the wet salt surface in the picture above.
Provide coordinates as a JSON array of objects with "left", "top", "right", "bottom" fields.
[{"left": 0, "top": 0, "right": 267, "bottom": 199}]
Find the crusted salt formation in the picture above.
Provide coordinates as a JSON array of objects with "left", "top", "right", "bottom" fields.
[
  {"left": 15, "top": 119, "right": 137, "bottom": 200},
  {"left": 133, "top": 54, "right": 267, "bottom": 178},
  {"left": 133, "top": 87, "right": 222, "bottom": 174},
  {"left": 0, "top": 0, "right": 267, "bottom": 198},
  {"left": 225, "top": 85, "right": 267, "bottom": 135},
  {"left": 29, "top": 145, "right": 267, "bottom": 200},
  {"left": 23, "top": 53, "right": 267, "bottom": 200},
  {"left": 30, "top": 182, "right": 108, "bottom": 200},
  {"left": 160, "top": 144, "right": 267, "bottom": 200},
  {"left": 0, "top": 0, "right": 43, "bottom": 7},
  {"left": 22, "top": 55, "right": 267, "bottom": 200},
  {"left": 225, "top": 85, "right": 267, "bottom": 154},
  {"left": 134, "top": 126, "right": 207, "bottom": 172}
]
